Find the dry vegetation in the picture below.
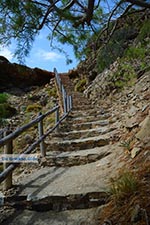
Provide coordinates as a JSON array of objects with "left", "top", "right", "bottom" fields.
[{"left": 97, "top": 147, "right": 150, "bottom": 225}]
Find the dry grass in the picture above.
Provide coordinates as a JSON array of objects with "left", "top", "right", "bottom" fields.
[
  {"left": 109, "top": 170, "right": 139, "bottom": 203},
  {"left": 98, "top": 150, "right": 150, "bottom": 225}
]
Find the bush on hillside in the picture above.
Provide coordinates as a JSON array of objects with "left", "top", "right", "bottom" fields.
[
  {"left": 26, "top": 103, "right": 42, "bottom": 113},
  {"left": 96, "top": 26, "right": 137, "bottom": 73},
  {"left": 137, "top": 20, "right": 150, "bottom": 43},
  {"left": 0, "top": 93, "right": 9, "bottom": 104},
  {"left": 75, "top": 78, "right": 87, "bottom": 92},
  {"left": 0, "top": 103, "right": 17, "bottom": 118}
]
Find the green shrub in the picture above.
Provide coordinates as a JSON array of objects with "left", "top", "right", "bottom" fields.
[
  {"left": 109, "top": 171, "right": 138, "bottom": 202},
  {"left": 26, "top": 103, "right": 42, "bottom": 113},
  {"left": 111, "top": 62, "right": 136, "bottom": 90},
  {"left": 75, "top": 78, "right": 87, "bottom": 92},
  {"left": 96, "top": 26, "right": 135, "bottom": 73},
  {"left": 0, "top": 103, "right": 16, "bottom": 118},
  {"left": 0, "top": 93, "right": 9, "bottom": 103},
  {"left": 138, "top": 20, "right": 150, "bottom": 43},
  {"left": 125, "top": 46, "right": 146, "bottom": 60},
  {"left": 97, "top": 41, "right": 124, "bottom": 73},
  {"left": 47, "top": 87, "right": 57, "bottom": 98},
  {"left": 0, "top": 93, "right": 16, "bottom": 119}
]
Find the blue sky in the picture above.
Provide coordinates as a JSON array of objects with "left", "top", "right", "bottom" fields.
[
  {"left": 0, "top": 28, "right": 78, "bottom": 73},
  {"left": 0, "top": 1, "right": 115, "bottom": 73}
]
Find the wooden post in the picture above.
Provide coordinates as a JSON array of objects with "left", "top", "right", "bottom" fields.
[
  {"left": 69, "top": 95, "right": 72, "bottom": 110},
  {"left": 38, "top": 112, "right": 46, "bottom": 157},
  {"left": 55, "top": 105, "right": 59, "bottom": 132},
  {"left": 62, "top": 87, "right": 67, "bottom": 114},
  {"left": 3, "top": 129, "right": 13, "bottom": 191},
  {"left": 67, "top": 95, "right": 69, "bottom": 112},
  {"left": 70, "top": 95, "right": 73, "bottom": 109},
  {"left": 69, "top": 96, "right": 71, "bottom": 111}
]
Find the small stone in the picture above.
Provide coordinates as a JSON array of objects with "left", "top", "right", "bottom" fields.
[
  {"left": 131, "top": 147, "right": 141, "bottom": 158},
  {"left": 131, "top": 204, "right": 141, "bottom": 223},
  {"left": 39, "top": 157, "right": 47, "bottom": 167},
  {"left": 125, "top": 117, "right": 139, "bottom": 129},
  {"left": 24, "top": 134, "right": 33, "bottom": 144},
  {"left": 142, "top": 104, "right": 149, "bottom": 112},
  {"left": 127, "top": 105, "right": 138, "bottom": 116}
]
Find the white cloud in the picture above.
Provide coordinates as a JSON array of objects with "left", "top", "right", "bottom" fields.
[
  {"left": 36, "top": 49, "right": 64, "bottom": 62},
  {"left": 0, "top": 46, "right": 13, "bottom": 61}
]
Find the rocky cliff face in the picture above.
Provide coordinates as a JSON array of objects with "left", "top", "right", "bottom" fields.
[
  {"left": 0, "top": 56, "right": 54, "bottom": 93},
  {"left": 74, "top": 9, "right": 150, "bottom": 92}
]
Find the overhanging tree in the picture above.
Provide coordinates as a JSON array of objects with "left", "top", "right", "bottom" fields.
[{"left": 0, "top": 0, "right": 150, "bottom": 63}]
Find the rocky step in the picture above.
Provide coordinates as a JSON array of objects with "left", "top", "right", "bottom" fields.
[
  {"left": 72, "top": 104, "right": 94, "bottom": 111},
  {"left": 51, "top": 126, "right": 116, "bottom": 140},
  {"left": 44, "top": 145, "right": 112, "bottom": 167},
  {"left": 5, "top": 191, "right": 109, "bottom": 212},
  {"left": 72, "top": 96, "right": 90, "bottom": 101},
  {"left": 45, "top": 135, "right": 110, "bottom": 152},
  {"left": 59, "top": 74, "right": 74, "bottom": 94},
  {"left": 70, "top": 108, "right": 109, "bottom": 117},
  {"left": 72, "top": 101, "right": 91, "bottom": 107},
  {"left": 66, "top": 113, "right": 111, "bottom": 124},
  {"left": 13, "top": 143, "right": 124, "bottom": 209},
  {"left": 1, "top": 206, "right": 102, "bottom": 225},
  {"left": 59, "top": 120, "right": 110, "bottom": 132}
]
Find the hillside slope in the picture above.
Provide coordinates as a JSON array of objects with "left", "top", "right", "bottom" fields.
[{"left": 73, "top": 8, "right": 150, "bottom": 225}]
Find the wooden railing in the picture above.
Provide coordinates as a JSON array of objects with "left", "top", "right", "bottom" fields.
[
  {"left": 0, "top": 68, "right": 72, "bottom": 190},
  {"left": 54, "top": 68, "right": 73, "bottom": 113}
]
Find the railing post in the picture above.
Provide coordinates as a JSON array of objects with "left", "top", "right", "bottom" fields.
[
  {"left": 69, "top": 96, "right": 71, "bottom": 111},
  {"left": 38, "top": 112, "right": 46, "bottom": 157},
  {"left": 69, "top": 95, "right": 73, "bottom": 110},
  {"left": 55, "top": 105, "right": 59, "bottom": 132},
  {"left": 67, "top": 95, "right": 69, "bottom": 112},
  {"left": 3, "top": 129, "right": 13, "bottom": 191},
  {"left": 62, "top": 87, "right": 67, "bottom": 114},
  {"left": 65, "top": 95, "right": 67, "bottom": 113},
  {"left": 54, "top": 68, "right": 73, "bottom": 114}
]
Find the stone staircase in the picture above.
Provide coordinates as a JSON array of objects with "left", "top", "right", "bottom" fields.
[{"left": 2, "top": 74, "right": 125, "bottom": 225}]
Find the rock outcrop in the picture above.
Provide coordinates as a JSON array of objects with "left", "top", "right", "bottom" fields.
[{"left": 0, "top": 56, "right": 54, "bottom": 93}]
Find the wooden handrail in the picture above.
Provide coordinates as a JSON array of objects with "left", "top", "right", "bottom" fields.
[
  {"left": 54, "top": 68, "right": 73, "bottom": 113},
  {"left": 0, "top": 68, "right": 72, "bottom": 191},
  {"left": 0, "top": 106, "right": 59, "bottom": 147}
]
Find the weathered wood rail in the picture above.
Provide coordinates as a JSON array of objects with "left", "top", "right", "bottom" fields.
[
  {"left": 54, "top": 68, "right": 73, "bottom": 113},
  {"left": 0, "top": 68, "right": 72, "bottom": 190}
]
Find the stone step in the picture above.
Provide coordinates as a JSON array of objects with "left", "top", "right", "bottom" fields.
[
  {"left": 51, "top": 126, "right": 116, "bottom": 140},
  {"left": 5, "top": 191, "right": 108, "bottom": 212},
  {"left": 2, "top": 144, "right": 125, "bottom": 224},
  {"left": 72, "top": 105, "right": 94, "bottom": 111},
  {"left": 12, "top": 143, "right": 124, "bottom": 209},
  {"left": 70, "top": 108, "right": 109, "bottom": 117},
  {"left": 72, "top": 102, "right": 91, "bottom": 108},
  {"left": 45, "top": 135, "right": 110, "bottom": 152},
  {"left": 59, "top": 120, "right": 110, "bottom": 132},
  {"left": 2, "top": 206, "right": 102, "bottom": 225},
  {"left": 66, "top": 113, "right": 111, "bottom": 124},
  {"left": 45, "top": 145, "right": 112, "bottom": 167}
]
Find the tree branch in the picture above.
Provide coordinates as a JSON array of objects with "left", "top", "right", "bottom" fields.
[
  {"left": 126, "top": 0, "right": 150, "bottom": 8},
  {"left": 38, "top": 7, "right": 53, "bottom": 30},
  {"left": 86, "top": 0, "right": 95, "bottom": 25}
]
